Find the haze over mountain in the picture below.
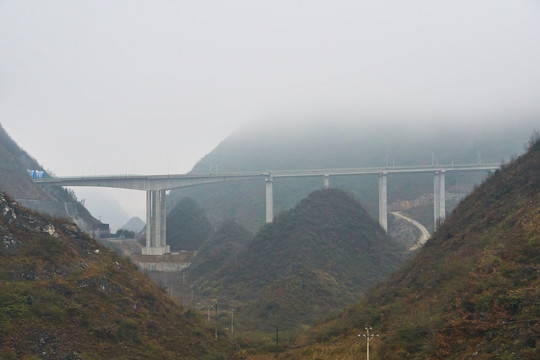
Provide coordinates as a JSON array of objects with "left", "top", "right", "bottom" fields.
[
  {"left": 0, "top": 123, "right": 100, "bottom": 232},
  {"left": 71, "top": 187, "right": 132, "bottom": 232},
  {"left": 2, "top": 2, "right": 539, "bottom": 179},
  {"left": 120, "top": 216, "right": 146, "bottom": 234},
  {"left": 170, "top": 120, "right": 537, "bottom": 235},
  {"left": 276, "top": 133, "right": 540, "bottom": 359}
]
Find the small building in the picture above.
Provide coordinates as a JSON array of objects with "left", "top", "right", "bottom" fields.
[{"left": 90, "top": 223, "right": 111, "bottom": 239}]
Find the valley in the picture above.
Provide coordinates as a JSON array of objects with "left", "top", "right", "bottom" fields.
[
  {"left": 1, "top": 122, "right": 538, "bottom": 359},
  {"left": 2, "top": 2, "right": 539, "bottom": 357}
]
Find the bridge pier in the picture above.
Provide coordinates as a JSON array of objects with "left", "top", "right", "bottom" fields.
[
  {"left": 378, "top": 172, "right": 388, "bottom": 233},
  {"left": 265, "top": 175, "right": 273, "bottom": 223},
  {"left": 323, "top": 174, "right": 330, "bottom": 189},
  {"left": 433, "top": 170, "right": 446, "bottom": 231},
  {"left": 142, "top": 189, "right": 170, "bottom": 255}
]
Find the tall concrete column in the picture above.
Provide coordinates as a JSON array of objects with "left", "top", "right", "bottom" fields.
[
  {"left": 265, "top": 175, "right": 273, "bottom": 223},
  {"left": 145, "top": 190, "right": 152, "bottom": 248},
  {"left": 439, "top": 170, "right": 446, "bottom": 222},
  {"left": 433, "top": 172, "right": 441, "bottom": 231},
  {"left": 323, "top": 174, "right": 330, "bottom": 189},
  {"left": 152, "top": 190, "right": 160, "bottom": 247},
  {"left": 378, "top": 172, "right": 388, "bottom": 233},
  {"left": 142, "top": 189, "right": 170, "bottom": 255},
  {"left": 159, "top": 189, "right": 167, "bottom": 248}
]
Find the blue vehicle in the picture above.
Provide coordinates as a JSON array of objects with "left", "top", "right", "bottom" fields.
[{"left": 27, "top": 170, "right": 47, "bottom": 179}]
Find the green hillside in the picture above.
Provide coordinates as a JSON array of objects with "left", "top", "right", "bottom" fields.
[
  {"left": 274, "top": 133, "right": 540, "bottom": 359},
  {"left": 187, "top": 219, "right": 253, "bottom": 284},
  {"left": 194, "top": 189, "right": 407, "bottom": 332},
  {"left": 166, "top": 197, "right": 213, "bottom": 251},
  {"left": 0, "top": 193, "right": 233, "bottom": 359}
]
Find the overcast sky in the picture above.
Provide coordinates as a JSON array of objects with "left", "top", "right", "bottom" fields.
[{"left": 1, "top": 1, "right": 539, "bottom": 224}]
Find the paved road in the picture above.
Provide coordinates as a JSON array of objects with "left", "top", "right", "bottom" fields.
[{"left": 390, "top": 211, "right": 431, "bottom": 250}]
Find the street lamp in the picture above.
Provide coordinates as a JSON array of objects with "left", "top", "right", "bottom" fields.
[{"left": 359, "top": 326, "right": 379, "bottom": 360}]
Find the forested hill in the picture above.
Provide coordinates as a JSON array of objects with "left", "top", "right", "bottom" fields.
[
  {"left": 281, "top": 133, "right": 540, "bottom": 359},
  {"left": 0, "top": 192, "right": 233, "bottom": 359},
  {"left": 187, "top": 219, "right": 253, "bottom": 284},
  {"left": 169, "top": 120, "right": 536, "bottom": 235},
  {"left": 192, "top": 189, "right": 407, "bottom": 332}
]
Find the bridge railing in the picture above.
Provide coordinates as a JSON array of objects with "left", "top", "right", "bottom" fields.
[{"left": 34, "top": 162, "right": 500, "bottom": 182}]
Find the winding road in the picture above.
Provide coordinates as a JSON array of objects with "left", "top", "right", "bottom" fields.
[{"left": 390, "top": 211, "right": 431, "bottom": 251}]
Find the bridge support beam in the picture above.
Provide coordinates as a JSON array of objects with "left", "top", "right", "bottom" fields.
[
  {"left": 433, "top": 171, "right": 446, "bottom": 231},
  {"left": 265, "top": 175, "right": 273, "bottom": 223},
  {"left": 323, "top": 174, "right": 330, "bottom": 189},
  {"left": 378, "top": 172, "right": 388, "bottom": 233},
  {"left": 142, "top": 189, "right": 170, "bottom": 255}
]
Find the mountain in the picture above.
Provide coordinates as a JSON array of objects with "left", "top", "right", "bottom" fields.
[
  {"left": 0, "top": 124, "right": 51, "bottom": 200},
  {"left": 121, "top": 216, "right": 146, "bottom": 233},
  {"left": 0, "top": 192, "right": 233, "bottom": 359},
  {"left": 194, "top": 189, "right": 407, "bottom": 332},
  {"left": 170, "top": 120, "right": 536, "bottom": 235},
  {"left": 281, "top": 133, "right": 540, "bottom": 359},
  {"left": 187, "top": 219, "right": 253, "bottom": 284},
  {"left": 166, "top": 197, "right": 213, "bottom": 251},
  {"left": 0, "top": 123, "right": 100, "bottom": 232},
  {"left": 71, "top": 187, "right": 131, "bottom": 232}
]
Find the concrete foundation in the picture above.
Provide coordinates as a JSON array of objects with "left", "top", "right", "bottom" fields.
[
  {"left": 141, "top": 246, "right": 171, "bottom": 255},
  {"left": 137, "top": 260, "right": 188, "bottom": 272}
]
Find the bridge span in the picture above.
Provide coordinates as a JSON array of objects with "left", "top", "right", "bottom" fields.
[{"left": 35, "top": 163, "right": 499, "bottom": 255}]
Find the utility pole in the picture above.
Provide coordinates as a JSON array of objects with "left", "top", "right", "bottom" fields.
[
  {"left": 358, "top": 325, "right": 379, "bottom": 360},
  {"left": 275, "top": 326, "right": 279, "bottom": 360},
  {"left": 215, "top": 301, "right": 218, "bottom": 340},
  {"left": 231, "top": 309, "right": 234, "bottom": 335}
]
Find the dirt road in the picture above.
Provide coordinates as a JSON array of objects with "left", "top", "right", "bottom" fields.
[{"left": 391, "top": 211, "right": 430, "bottom": 250}]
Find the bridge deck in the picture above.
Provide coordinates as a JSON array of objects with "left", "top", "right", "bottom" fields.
[{"left": 34, "top": 163, "right": 499, "bottom": 191}]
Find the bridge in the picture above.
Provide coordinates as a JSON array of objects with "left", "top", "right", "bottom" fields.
[{"left": 35, "top": 163, "right": 499, "bottom": 255}]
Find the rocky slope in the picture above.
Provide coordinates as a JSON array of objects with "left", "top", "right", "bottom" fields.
[{"left": 0, "top": 193, "right": 234, "bottom": 359}]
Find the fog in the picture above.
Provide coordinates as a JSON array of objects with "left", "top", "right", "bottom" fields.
[{"left": 1, "top": 1, "right": 539, "bottom": 227}]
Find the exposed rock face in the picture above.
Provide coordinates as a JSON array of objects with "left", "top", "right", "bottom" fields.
[
  {"left": 0, "top": 225, "right": 18, "bottom": 249},
  {"left": 1, "top": 193, "right": 58, "bottom": 237}
]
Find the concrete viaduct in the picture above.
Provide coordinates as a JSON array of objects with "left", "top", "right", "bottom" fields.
[{"left": 35, "top": 164, "right": 499, "bottom": 255}]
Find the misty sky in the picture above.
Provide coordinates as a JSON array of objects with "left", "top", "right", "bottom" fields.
[{"left": 1, "top": 1, "right": 540, "bottom": 225}]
